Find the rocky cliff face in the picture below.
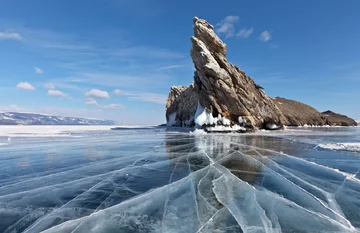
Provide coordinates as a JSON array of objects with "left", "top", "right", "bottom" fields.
[
  {"left": 166, "top": 17, "right": 286, "bottom": 131},
  {"left": 166, "top": 84, "right": 199, "bottom": 127}
]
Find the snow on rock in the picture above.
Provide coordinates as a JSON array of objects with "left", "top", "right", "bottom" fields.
[
  {"left": 206, "top": 125, "right": 246, "bottom": 132},
  {"left": 265, "top": 123, "right": 281, "bottom": 130},
  {"left": 193, "top": 104, "right": 246, "bottom": 132}
]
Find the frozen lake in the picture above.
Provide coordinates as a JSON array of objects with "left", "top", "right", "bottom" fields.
[{"left": 0, "top": 126, "right": 359, "bottom": 233}]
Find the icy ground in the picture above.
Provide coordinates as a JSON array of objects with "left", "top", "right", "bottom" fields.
[{"left": 0, "top": 126, "right": 359, "bottom": 232}]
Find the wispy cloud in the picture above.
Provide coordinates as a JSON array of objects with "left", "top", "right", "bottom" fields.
[
  {"left": 85, "top": 98, "right": 98, "bottom": 106},
  {"left": 34, "top": 67, "right": 44, "bottom": 74},
  {"left": 157, "top": 65, "right": 184, "bottom": 71},
  {"left": 113, "top": 89, "right": 123, "bottom": 96},
  {"left": 63, "top": 72, "right": 173, "bottom": 89},
  {"left": 48, "top": 89, "right": 69, "bottom": 98},
  {"left": 0, "top": 32, "right": 22, "bottom": 41},
  {"left": 84, "top": 89, "right": 110, "bottom": 99},
  {"left": 17, "top": 82, "right": 35, "bottom": 91},
  {"left": 123, "top": 92, "right": 167, "bottom": 104},
  {"left": 216, "top": 16, "right": 239, "bottom": 38},
  {"left": 236, "top": 28, "right": 254, "bottom": 38},
  {"left": 85, "top": 98, "right": 124, "bottom": 110},
  {"left": 99, "top": 104, "right": 125, "bottom": 110},
  {"left": 270, "top": 44, "right": 280, "bottom": 49},
  {"left": 259, "top": 31, "right": 271, "bottom": 42}
]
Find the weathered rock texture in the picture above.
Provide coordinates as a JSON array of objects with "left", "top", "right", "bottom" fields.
[
  {"left": 166, "top": 17, "right": 286, "bottom": 130},
  {"left": 166, "top": 84, "right": 199, "bottom": 127},
  {"left": 274, "top": 97, "right": 327, "bottom": 126},
  {"left": 274, "top": 98, "right": 358, "bottom": 126},
  {"left": 321, "top": 110, "right": 358, "bottom": 126}
]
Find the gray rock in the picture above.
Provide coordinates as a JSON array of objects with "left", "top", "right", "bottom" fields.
[{"left": 166, "top": 84, "right": 199, "bottom": 127}]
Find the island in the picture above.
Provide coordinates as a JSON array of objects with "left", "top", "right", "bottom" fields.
[{"left": 165, "top": 17, "right": 357, "bottom": 132}]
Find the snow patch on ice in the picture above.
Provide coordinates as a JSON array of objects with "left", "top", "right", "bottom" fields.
[{"left": 317, "top": 143, "right": 360, "bottom": 152}]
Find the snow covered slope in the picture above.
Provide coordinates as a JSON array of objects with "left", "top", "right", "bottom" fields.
[{"left": 0, "top": 112, "right": 116, "bottom": 125}]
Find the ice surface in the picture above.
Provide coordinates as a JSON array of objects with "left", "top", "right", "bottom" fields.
[
  {"left": 0, "top": 126, "right": 359, "bottom": 232},
  {"left": 317, "top": 143, "right": 360, "bottom": 152}
]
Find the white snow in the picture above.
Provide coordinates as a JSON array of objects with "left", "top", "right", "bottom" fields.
[
  {"left": 317, "top": 143, "right": 360, "bottom": 152},
  {"left": 0, "top": 125, "right": 116, "bottom": 137},
  {"left": 238, "top": 116, "right": 244, "bottom": 124},
  {"left": 206, "top": 125, "right": 246, "bottom": 132},
  {"left": 194, "top": 103, "right": 217, "bottom": 126},
  {"left": 194, "top": 103, "right": 232, "bottom": 128},
  {"left": 266, "top": 123, "right": 280, "bottom": 130},
  {"left": 190, "top": 129, "right": 207, "bottom": 135}
]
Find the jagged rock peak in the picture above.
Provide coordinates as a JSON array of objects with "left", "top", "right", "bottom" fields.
[
  {"left": 166, "top": 17, "right": 287, "bottom": 132},
  {"left": 190, "top": 17, "right": 286, "bottom": 129},
  {"left": 192, "top": 17, "right": 227, "bottom": 57}
]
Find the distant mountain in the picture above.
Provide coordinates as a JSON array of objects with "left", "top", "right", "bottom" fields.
[{"left": 0, "top": 112, "right": 117, "bottom": 125}]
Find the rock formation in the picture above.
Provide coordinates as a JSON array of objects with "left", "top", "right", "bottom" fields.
[
  {"left": 165, "top": 17, "right": 357, "bottom": 131},
  {"left": 274, "top": 97, "right": 327, "bottom": 126},
  {"left": 166, "top": 17, "right": 286, "bottom": 132},
  {"left": 274, "top": 98, "right": 357, "bottom": 126},
  {"left": 321, "top": 110, "right": 357, "bottom": 126},
  {"left": 166, "top": 84, "right": 199, "bottom": 127}
]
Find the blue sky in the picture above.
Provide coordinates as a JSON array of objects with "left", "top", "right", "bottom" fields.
[{"left": 0, "top": 0, "right": 359, "bottom": 124}]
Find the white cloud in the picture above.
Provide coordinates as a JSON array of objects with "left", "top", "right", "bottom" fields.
[
  {"left": 236, "top": 28, "right": 254, "bottom": 38},
  {"left": 0, "top": 32, "right": 22, "bottom": 41},
  {"left": 34, "top": 67, "right": 44, "bottom": 74},
  {"left": 113, "top": 89, "right": 123, "bottom": 96},
  {"left": 124, "top": 92, "right": 167, "bottom": 104},
  {"left": 16, "top": 82, "right": 35, "bottom": 91},
  {"left": 85, "top": 98, "right": 124, "bottom": 110},
  {"left": 84, "top": 89, "right": 110, "bottom": 99},
  {"left": 216, "top": 16, "right": 239, "bottom": 38},
  {"left": 85, "top": 98, "right": 98, "bottom": 106},
  {"left": 44, "top": 83, "right": 55, "bottom": 89},
  {"left": 259, "top": 31, "right": 271, "bottom": 42},
  {"left": 157, "top": 65, "right": 184, "bottom": 71},
  {"left": 99, "top": 104, "right": 125, "bottom": 110},
  {"left": 48, "top": 89, "right": 68, "bottom": 98}
]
